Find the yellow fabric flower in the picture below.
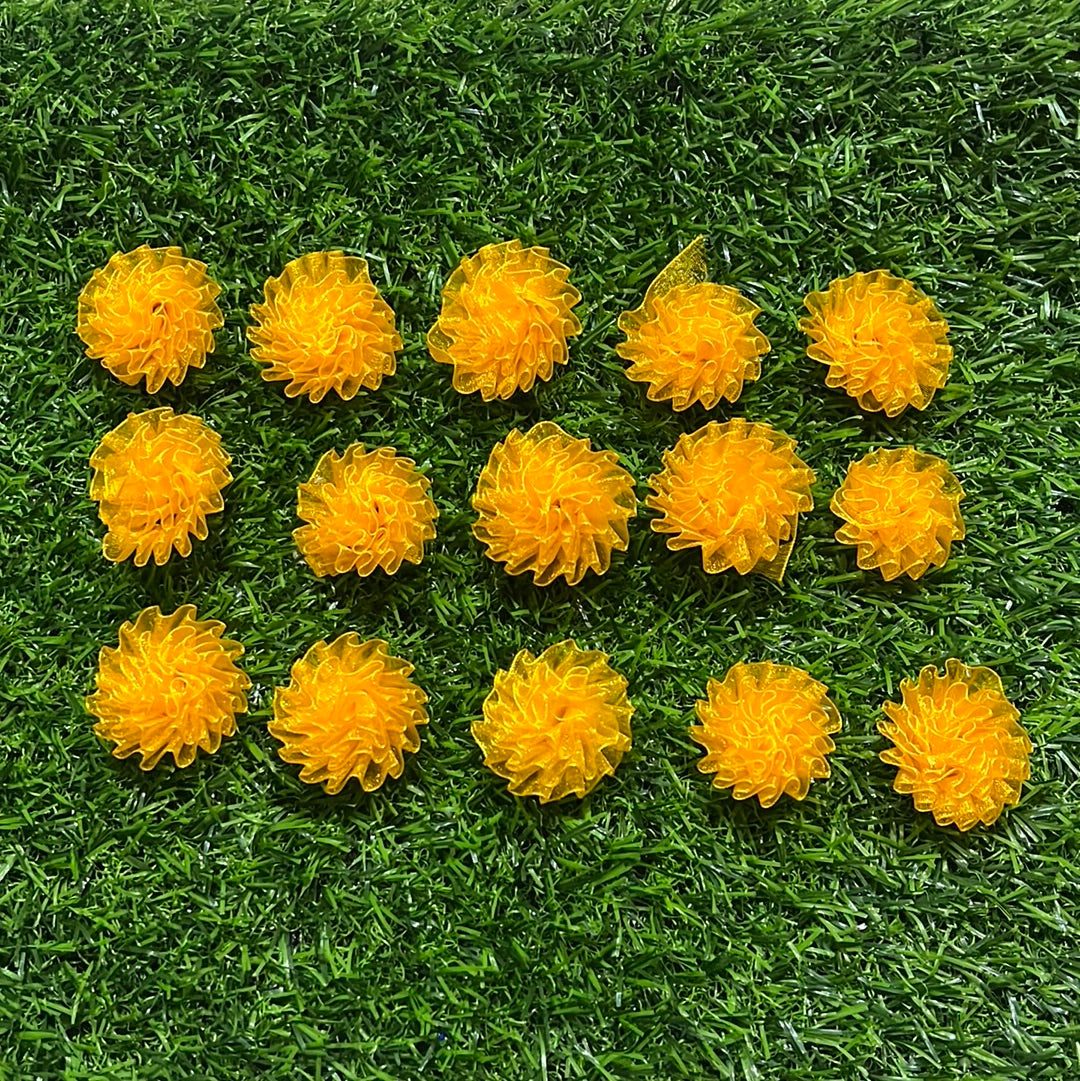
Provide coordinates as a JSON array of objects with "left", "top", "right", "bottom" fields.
[
  {"left": 799, "top": 270, "right": 952, "bottom": 416},
  {"left": 87, "top": 605, "right": 249, "bottom": 770},
  {"left": 269, "top": 634, "right": 428, "bottom": 794},
  {"left": 248, "top": 251, "right": 402, "bottom": 402},
  {"left": 427, "top": 239, "right": 582, "bottom": 400},
  {"left": 89, "top": 407, "right": 231, "bottom": 566},
  {"left": 473, "top": 640, "right": 633, "bottom": 802},
  {"left": 879, "top": 659, "right": 1031, "bottom": 831},
  {"left": 647, "top": 419, "right": 814, "bottom": 581},
  {"left": 472, "top": 421, "right": 636, "bottom": 587},
  {"left": 832, "top": 447, "right": 966, "bottom": 580},
  {"left": 77, "top": 245, "right": 223, "bottom": 393},
  {"left": 691, "top": 661, "right": 841, "bottom": 806},
  {"left": 617, "top": 237, "right": 769, "bottom": 410},
  {"left": 294, "top": 444, "right": 438, "bottom": 577}
]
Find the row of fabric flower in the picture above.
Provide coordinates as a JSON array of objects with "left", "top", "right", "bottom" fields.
[
  {"left": 91, "top": 409, "right": 966, "bottom": 584},
  {"left": 87, "top": 604, "right": 1031, "bottom": 832},
  {"left": 77, "top": 239, "right": 952, "bottom": 418}
]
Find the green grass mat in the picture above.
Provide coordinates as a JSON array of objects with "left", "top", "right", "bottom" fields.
[{"left": 2, "top": 2, "right": 1078, "bottom": 1078}]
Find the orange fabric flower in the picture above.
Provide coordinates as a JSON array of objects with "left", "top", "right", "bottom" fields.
[
  {"left": 87, "top": 605, "right": 249, "bottom": 770},
  {"left": 427, "top": 239, "right": 582, "bottom": 400},
  {"left": 248, "top": 251, "right": 402, "bottom": 402},
  {"left": 879, "top": 659, "right": 1031, "bottom": 830},
  {"left": 473, "top": 640, "right": 633, "bottom": 802},
  {"left": 89, "top": 407, "right": 231, "bottom": 566},
  {"left": 617, "top": 237, "right": 769, "bottom": 410},
  {"left": 647, "top": 419, "right": 814, "bottom": 581},
  {"left": 76, "top": 245, "right": 223, "bottom": 393},
  {"left": 294, "top": 444, "right": 438, "bottom": 577},
  {"left": 832, "top": 447, "right": 965, "bottom": 580},
  {"left": 472, "top": 421, "right": 636, "bottom": 587},
  {"left": 691, "top": 661, "right": 841, "bottom": 806},
  {"left": 269, "top": 634, "right": 428, "bottom": 794},
  {"left": 799, "top": 270, "right": 952, "bottom": 416}
]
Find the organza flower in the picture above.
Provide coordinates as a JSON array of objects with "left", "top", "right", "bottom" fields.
[
  {"left": 690, "top": 661, "right": 841, "bottom": 806},
  {"left": 832, "top": 447, "right": 966, "bottom": 580},
  {"left": 89, "top": 407, "right": 232, "bottom": 566},
  {"left": 879, "top": 659, "right": 1031, "bottom": 830},
  {"left": 248, "top": 251, "right": 402, "bottom": 402},
  {"left": 294, "top": 444, "right": 438, "bottom": 577},
  {"left": 799, "top": 270, "right": 952, "bottom": 416},
  {"left": 427, "top": 239, "right": 582, "bottom": 400},
  {"left": 647, "top": 419, "right": 814, "bottom": 581},
  {"left": 87, "top": 605, "right": 249, "bottom": 770},
  {"left": 617, "top": 236, "right": 769, "bottom": 410},
  {"left": 472, "top": 422, "right": 636, "bottom": 587},
  {"left": 76, "top": 245, "right": 223, "bottom": 393},
  {"left": 473, "top": 640, "right": 633, "bottom": 802},
  {"left": 269, "top": 634, "right": 429, "bottom": 794}
]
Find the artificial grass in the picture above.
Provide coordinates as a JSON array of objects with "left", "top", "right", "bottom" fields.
[{"left": 2, "top": 1, "right": 1079, "bottom": 1078}]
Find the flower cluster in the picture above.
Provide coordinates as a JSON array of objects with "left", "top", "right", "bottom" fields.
[
  {"left": 77, "top": 243, "right": 954, "bottom": 415},
  {"left": 80, "top": 240, "right": 1031, "bottom": 835},
  {"left": 86, "top": 600, "right": 1033, "bottom": 833}
]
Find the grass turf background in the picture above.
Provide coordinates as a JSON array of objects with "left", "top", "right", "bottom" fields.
[{"left": 2, "top": 1, "right": 1079, "bottom": 1078}]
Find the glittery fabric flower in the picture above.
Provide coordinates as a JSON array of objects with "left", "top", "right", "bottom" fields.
[
  {"left": 799, "top": 270, "right": 952, "bottom": 416},
  {"left": 690, "top": 661, "right": 841, "bottom": 806},
  {"left": 472, "top": 422, "right": 636, "bottom": 587},
  {"left": 427, "top": 239, "right": 582, "bottom": 400},
  {"left": 248, "top": 251, "right": 402, "bottom": 402},
  {"left": 76, "top": 245, "right": 223, "bottom": 393},
  {"left": 473, "top": 640, "right": 633, "bottom": 802},
  {"left": 617, "top": 237, "right": 769, "bottom": 410},
  {"left": 647, "top": 419, "right": 814, "bottom": 581},
  {"left": 294, "top": 444, "right": 438, "bottom": 577},
  {"left": 87, "top": 605, "right": 249, "bottom": 770},
  {"left": 832, "top": 447, "right": 966, "bottom": 581},
  {"left": 879, "top": 659, "right": 1031, "bottom": 830},
  {"left": 89, "top": 407, "right": 232, "bottom": 566},
  {"left": 269, "top": 634, "right": 428, "bottom": 794}
]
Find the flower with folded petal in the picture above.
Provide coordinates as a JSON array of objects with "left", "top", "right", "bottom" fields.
[
  {"left": 691, "top": 661, "right": 841, "bottom": 806},
  {"left": 248, "top": 251, "right": 402, "bottom": 402},
  {"left": 269, "top": 634, "right": 428, "bottom": 794},
  {"left": 89, "top": 407, "right": 231, "bottom": 566},
  {"left": 472, "top": 422, "right": 636, "bottom": 587},
  {"left": 879, "top": 659, "right": 1031, "bottom": 830},
  {"left": 832, "top": 447, "right": 965, "bottom": 580},
  {"left": 77, "top": 245, "right": 223, "bottom": 393},
  {"left": 294, "top": 444, "right": 438, "bottom": 577},
  {"left": 799, "top": 270, "right": 952, "bottom": 416},
  {"left": 427, "top": 239, "right": 582, "bottom": 400},
  {"left": 647, "top": 419, "right": 814, "bottom": 581},
  {"left": 617, "top": 237, "right": 769, "bottom": 410},
  {"left": 87, "top": 605, "right": 249, "bottom": 770},
  {"left": 473, "top": 640, "right": 633, "bottom": 802}
]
